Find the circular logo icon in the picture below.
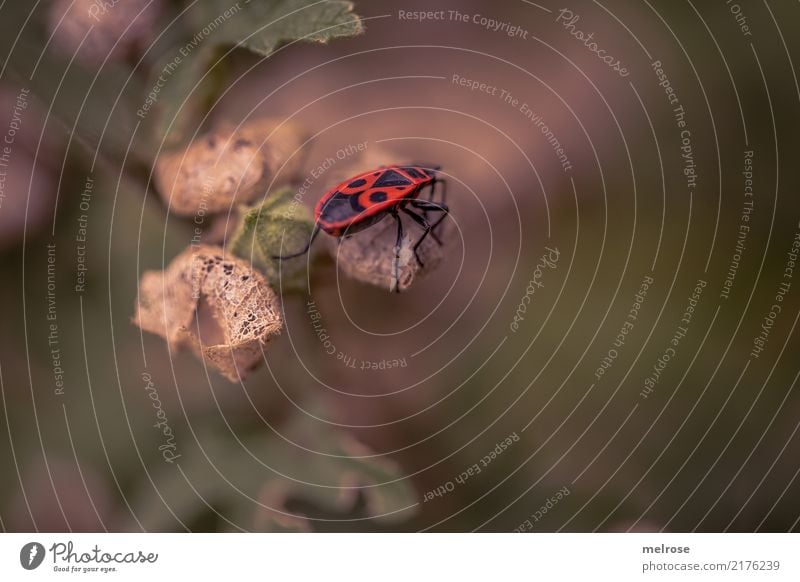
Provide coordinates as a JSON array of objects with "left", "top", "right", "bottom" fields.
[{"left": 19, "top": 542, "right": 45, "bottom": 570}]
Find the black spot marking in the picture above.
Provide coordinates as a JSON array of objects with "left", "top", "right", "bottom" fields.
[
  {"left": 350, "top": 192, "right": 367, "bottom": 211},
  {"left": 348, "top": 178, "right": 367, "bottom": 188},
  {"left": 374, "top": 169, "right": 412, "bottom": 187},
  {"left": 320, "top": 190, "right": 364, "bottom": 223},
  {"left": 369, "top": 191, "right": 388, "bottom": 203}
]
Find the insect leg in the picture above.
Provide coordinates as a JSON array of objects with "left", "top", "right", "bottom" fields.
[
  {"left": 409, "top": 200, "right": 448, "bottom": 245},
  {"left": 271, "top": 223, "right": 321, "bottom": 260},
  {"left": 401, "top": 206, "right": 432, "bottom": 267},
  {"left": 423, "top": 178, "right": 447, "bottom": 228},
  {"left": 390, "top": 209, "right": 404, "bottom": 293},
  {"left": 436, "top": 178, "right": 448, "bottom": 207},
  {"left": 418, "top": 180, "right": 433, "bottom": 222},
  {"left": 427, "top": 178, "right": 436, "bottom": 203}
]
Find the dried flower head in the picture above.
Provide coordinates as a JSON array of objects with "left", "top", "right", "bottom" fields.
[
  {"left": 154, "top": 119, "right": 307, "bottom": 217},
  {"left": 329, "top": 214, "right": 449, "bottom": 292}
]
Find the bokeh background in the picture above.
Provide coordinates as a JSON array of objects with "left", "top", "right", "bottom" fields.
[{"left": 2, "top": 0, "right": 800, "bottom": 532}]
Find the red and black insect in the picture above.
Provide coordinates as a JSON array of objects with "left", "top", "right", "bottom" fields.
[{"left": 274, "top": 164, "right": 449, "bottom": 290}]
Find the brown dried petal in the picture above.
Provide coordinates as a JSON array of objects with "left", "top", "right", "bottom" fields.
[
  {"left": 236, "top": 117, "right": 309, "bottom": 182},
  {"left": 134, "top": 245, "right": 282, "bottom": 382},
  {"left": 154, "top": 118, "right": 308, "bottom": 217}
]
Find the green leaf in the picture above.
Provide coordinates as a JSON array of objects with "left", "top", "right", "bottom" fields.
[
  {"left": 230, "top": 188, "right": 315, "bottom": 287},
  {"left": 151, "top": 0, "right": 362, "bottom": 146},
  {"left": 188, "top": 0, "right": 363, "bottom": 56}
]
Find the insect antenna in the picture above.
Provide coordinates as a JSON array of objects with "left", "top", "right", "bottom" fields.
[{"left": 272, "top": 223, "right": 321, "bottom": 260}]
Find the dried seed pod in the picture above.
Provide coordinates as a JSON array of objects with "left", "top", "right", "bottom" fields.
[
  {"left": 154, "top": 126, "right": 268, "bottom": 217},
  {"left": 134, "top": 245, "right": 282, "bottom": 382},
  {"left": 48, "top": 0, "right": 162, "bottom": 67},
  {"left": 154, "top": 119, "right": 308, "bottom": 218}
]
